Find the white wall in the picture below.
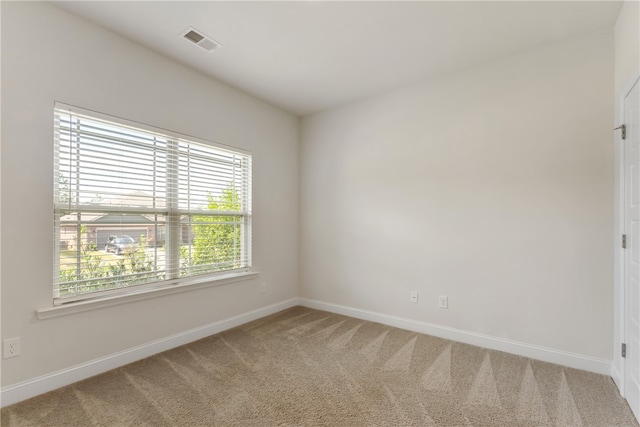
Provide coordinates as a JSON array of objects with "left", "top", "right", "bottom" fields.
[
  {"left": 615, "top": 1, "right": 640, "bottom": 95},
  {"left": 301, "top": 29, "right": 614, "bottom": 360},
  {"left": 1, "top": 2, "right": 298, "bottom": 388},
  {"left": 613, "top": 0, "right": 640, "bottom": 388}
]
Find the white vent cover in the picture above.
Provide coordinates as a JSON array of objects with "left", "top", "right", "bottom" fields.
[{"left": 180, "top": 27, "right": 221, "bottom": 52}]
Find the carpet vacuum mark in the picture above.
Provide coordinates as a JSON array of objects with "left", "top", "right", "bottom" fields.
[{"left": 2, "top": 306, "right": 638, "bottom": 426}]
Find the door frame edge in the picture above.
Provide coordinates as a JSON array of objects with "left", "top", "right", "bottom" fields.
[{"left": 614, "top": 72, "right": 640, "bottom": 397}]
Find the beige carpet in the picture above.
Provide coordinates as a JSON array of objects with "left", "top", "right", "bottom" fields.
[{"left": 2, "top": 306, "right": 638, "bottom": 426}]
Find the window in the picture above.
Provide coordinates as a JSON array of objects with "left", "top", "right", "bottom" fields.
[{"left": 54, "top": 103, "right": 251, "bottom": 304}]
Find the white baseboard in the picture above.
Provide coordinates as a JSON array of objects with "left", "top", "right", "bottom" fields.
[
  {"left": 2, "top": 297, "right": 615, "bottom": 408},
  {"left": 299, "top": 298, "right": 613, "bottom": 376},
  {"left": 1, "top": 298, "right": 298, "bottom": 408}
]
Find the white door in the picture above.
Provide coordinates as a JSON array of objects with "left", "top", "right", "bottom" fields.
[{"left": 624, "top": 77, "right": 640, "bottom": 420}]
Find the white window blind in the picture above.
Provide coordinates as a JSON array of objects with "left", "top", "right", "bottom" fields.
[{"left": 54, "top": 103, "right": 252, "bottom": 304}]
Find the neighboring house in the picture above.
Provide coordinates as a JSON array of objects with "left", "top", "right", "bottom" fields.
[
  {"left": 59, "top": 213, "right": 161, "bottom": 250},
  {"left": 59, "top": 191, "right": 163, "bottom": 249},
  {"left": 59, "top": 190, "right": 200, "bottom": 250}
]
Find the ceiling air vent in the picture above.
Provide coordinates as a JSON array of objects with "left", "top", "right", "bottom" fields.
[{"left": 180, "top": 27, "right": 221, "bottom": 52}]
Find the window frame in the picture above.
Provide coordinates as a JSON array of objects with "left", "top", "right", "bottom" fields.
[{"left": 53, "top": 103, "right": 253, "bottom": 306}]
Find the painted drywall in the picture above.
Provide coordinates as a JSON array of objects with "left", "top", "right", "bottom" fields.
[
  {"left": 1, "top": 1, "right": 298, "bottom": 387},
  {"left": 612, "top": 0, "right": 640, "bottom": 388},
  {"left": 301, "top": 29, "right": 614, "bottom": 360},
  {"left": 615, "top": 0, "right": 640, "bottom": 94}
]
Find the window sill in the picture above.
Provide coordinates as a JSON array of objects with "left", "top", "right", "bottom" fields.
[{"left": 37, "top": 271, "right": 259, "bottom": 320}]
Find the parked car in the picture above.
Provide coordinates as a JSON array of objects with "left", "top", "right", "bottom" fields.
[{"left": 105, "top": 235, "right": 136, "bottom": 255}]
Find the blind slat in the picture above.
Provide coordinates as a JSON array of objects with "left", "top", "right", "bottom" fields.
[{"left": 54, "top": 103, "right": 252, "bottom": 303}]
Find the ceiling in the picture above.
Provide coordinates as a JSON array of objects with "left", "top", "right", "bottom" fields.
[{"left": 52, "top": 1, "right": 622, "bottom": 117}]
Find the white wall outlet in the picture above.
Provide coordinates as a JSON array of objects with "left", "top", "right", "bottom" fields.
[
  {"left": 410, "top": 291, "right": 418, "bottom": 303},
  {"left": 438, "top": 295, "right": 448, "bottom": 309},
  {"left": 260, "top": 282, "right": 267, "bottom": 294},
  {"left": 3, "top": 337, "right": 21, "bottom": 359}
]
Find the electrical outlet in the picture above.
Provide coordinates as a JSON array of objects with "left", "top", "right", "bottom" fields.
[
  {"left": 438, "top": 295, "right": 448, "bottom": 309},
  {"left": 260, "top": 282, "right": 267, "bottom": 294},
  {"left": 3, "top": 337, "right": 21, "bottom": 359},
  {"left": 410, "top": 291, "right": 418, "bottom": 303}
]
